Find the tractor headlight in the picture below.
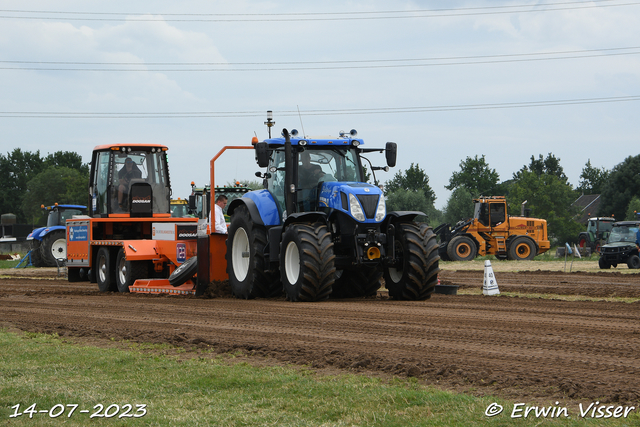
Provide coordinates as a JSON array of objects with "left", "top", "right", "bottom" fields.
[
  {"left": 375, "top": 196, "right": 386, "bottom": 222},
  {"left": 349, "top": 193, "right": 365, "bottom": 222}
]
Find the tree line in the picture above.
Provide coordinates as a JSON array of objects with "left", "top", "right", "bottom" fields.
[
  {"left": 0, "top": 149, "right": 89, "bottom": 225},
  {"left": 383, "top": 153, "right": 636, "bottom": 245}
]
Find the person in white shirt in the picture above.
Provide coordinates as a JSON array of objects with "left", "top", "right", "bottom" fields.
[{"left": 208, "top": 195, "right": 228, "bottom": 234}]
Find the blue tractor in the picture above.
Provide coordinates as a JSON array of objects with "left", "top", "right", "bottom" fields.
[
  {"left": 27, "top": 204, "right": 87, "bottom": 267},
  {"left": 225, "top": 128, "right": 440, "bottom": 302}
]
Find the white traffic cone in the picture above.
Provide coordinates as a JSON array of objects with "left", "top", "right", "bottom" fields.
[{"left": 483, "top": 260, "right": 500, "bottom": 296}]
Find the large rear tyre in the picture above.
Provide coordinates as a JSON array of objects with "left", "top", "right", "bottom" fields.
[
  {"left": 280, "top": 223, "right": 335, "bottom": 302},
  {"left": 29, "top": 240, "right": 45, "bottom": 267},
  {"left": 41, "top": 230, "right": 66, "bottom": 267},
  {"left": 96, "top": 247, "right": 116, "bottom": 292},
  {"left": 508, "top": 236, "right": 536, "bottom": 260},
  {"left": 226, "top": 205, "right": 281, "bottom": 299},
  {"left": 169, "top": 256, "right": 198, "bottom": 286},
  {"left": 331, "top": 266, "right": 382, "bottom": 298},
  {"left": 115, "top": 248, "right": 149, "bottom": 292},
  {"left": 384, "top": 223, "right": 440, "bottom": 300},
  {"left": 447, "top": 235, "right": 477, "bottom": 261}
]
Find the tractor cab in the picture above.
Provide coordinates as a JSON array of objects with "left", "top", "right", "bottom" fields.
[
  {"left": 473, "top": 196, "right": 508, "bottom": 229},
  {"left": 89, "top": 144, "right": 171, "bottom": 217}
]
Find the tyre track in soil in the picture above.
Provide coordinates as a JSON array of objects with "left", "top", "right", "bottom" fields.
[{"left": 1, "top": 273, "right": 640, "bottom": 405}]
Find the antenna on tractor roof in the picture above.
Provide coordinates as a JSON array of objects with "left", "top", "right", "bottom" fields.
[{"left": 297, "top": 105, "right": 306, "bottom": 138}]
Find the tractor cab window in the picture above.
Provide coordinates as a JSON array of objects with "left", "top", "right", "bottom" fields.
[
  {"left": 474, "top": 203, "right": 489, "bottom": 226},
  {"left": 266, "top": 150, "right": 287, "bottom": 215},
  {"left": 490, "top": 203, "right": 505, "bottom": 226}
]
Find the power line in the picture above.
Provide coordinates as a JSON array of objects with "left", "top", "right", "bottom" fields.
[
  {"left": 0, "top": 1, "right": 638, "bottom": 22},
  {"left": 1, "top": 46, "right": 638, "bottom": 72},
  {"left": 1, "top": 96, "right": 638, "bottom": 118}
]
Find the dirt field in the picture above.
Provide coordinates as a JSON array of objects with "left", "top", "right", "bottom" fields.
[{"left": 1, "top": 261, "right": 639, "bottom": 406}]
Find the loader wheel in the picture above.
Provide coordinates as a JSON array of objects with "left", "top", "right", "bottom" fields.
[
  {"left": 331, "top": 265, "right": 382, "bottom": 298},
  {"left": 447, "top": 236, "right": 477, "bottom": 261},
  {"left": 508, "top": 237, "right": 536, "bottom": 261},
  {"left": 169, "top": 256, "right": 198, "bottom": 287},
  {"left": 280, "top": 223, "right": 336, "bottom": 302},
  {"left": 627, "top": 255, "right": 640, "bottom": 269},
  {"left": 41, "top": 230, "right": 66, "bottom": 267},
  {"left": 115, "top": 248, "right": 149, "bottom": 292},
  {"left": 29, "top": 240, "right": 45, "bottom": 267},
  {"left": 226, "top": 205, "right": 281, "bottom": 299},
  {"left": 383, "top": 223, "right": 440, "bottom": 301},
  {"left": 96, "top": 247, "right": 116, "bottom": 292}
]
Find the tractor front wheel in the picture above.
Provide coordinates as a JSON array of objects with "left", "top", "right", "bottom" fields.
[
  {"left": 41, "top": 230, "right": 66, "bottom": 266},
  {"left": 280, "top": 223, "right": 335, "bottom": 302},
  {"left": 226, "top": 205, "right": 281, "bottom": 299},
  {"left": 383, "top": 223, "right": 439, "bottom": 300}
]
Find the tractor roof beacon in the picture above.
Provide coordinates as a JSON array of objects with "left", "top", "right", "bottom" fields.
[{"left": 224, "top": 127, "right": 441, "bottom": 302}]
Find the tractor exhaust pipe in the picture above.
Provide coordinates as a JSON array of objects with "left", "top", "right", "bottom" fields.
[{"left": 283, "top": 128, "right": 295, "bottom": 216}]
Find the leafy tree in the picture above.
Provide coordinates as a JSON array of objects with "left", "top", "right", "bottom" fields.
[
  {"left": 0, "top": 149, "right": 45, "bottom": 222},
  {"left": 443, "top": 187, "right": 474, "bottom": 225},
  {"left": 384, "top": 188, "right": 442, "bottom": 225},
  {"left": 21, "top": 167, "right": 88, "bottom": 224},
  {"left": 577, "top": 159, "right": 610, "bottom": 195},
  {"left": 509, "top": 154, "right": 582, "bottom": 244},
  {"left": 383, "top": 163, "right": 436, "bottom": 205},
  {"left": 44, "top": 151, "right": 89, "bottom": 175},
  {"left": 625, "top": 196, "right": 640, "bottom": 220},
  {"left": 598, "top": 154, "right": 640, "bottom": 219},
  {"left": 445, "top": 155, "right": 499, "bottom": 197}
]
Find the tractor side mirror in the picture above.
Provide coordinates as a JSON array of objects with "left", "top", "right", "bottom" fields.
[
  {"left": 385, "top": 142, "right": 397, "bottom": 168},
  {"left": 188, "top": 195, "right": 196, "bottom": 210},
  {"left": 255, "top": 142, "right": 270, "bottom": 168}
]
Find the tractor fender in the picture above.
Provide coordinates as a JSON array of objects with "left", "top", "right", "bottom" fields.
[
  {"left": 381, "top": 211, "right": 426, "bottom": 231},
  {"left": 39, "top": 225, "right": 66, "bottom": 239},
  {"left": 283, "top": 211, "right": 328, "bottom": 228},
  {"left": 28, "top": 227, "right": 47, "bottom": 241},
  {"left": 227, "top": 190, "right": 280, "bottom": 227}
]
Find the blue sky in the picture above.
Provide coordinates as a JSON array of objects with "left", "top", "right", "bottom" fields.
[{"left": 1, "top": 1, "right": 638, "bottom": 209}]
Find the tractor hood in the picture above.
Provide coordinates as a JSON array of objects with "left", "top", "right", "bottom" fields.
[{"left": 318, "top": 182, "right": 386, "bottom": 223}]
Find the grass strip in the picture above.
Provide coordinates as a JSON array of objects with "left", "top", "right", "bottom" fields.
[{"left": 1, "top": 330, "right": 638, "bottom": 426}]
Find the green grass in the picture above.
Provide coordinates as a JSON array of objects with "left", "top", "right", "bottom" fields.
[{"left": 1, "top": 330, "right": 638, "bottom": 426}]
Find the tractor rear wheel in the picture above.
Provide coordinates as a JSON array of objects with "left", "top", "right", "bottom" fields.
[
  {"left": 447, "top": 236, "right": 477, "bottom": 261},
  {"left": 41, "top": 230, "right": 66, "bottom": 266},
  {"left": 508, "top": 237, "right": 536, "bottom": 261},
  {"left": 383, "top": 223, "right": 439, "bottom": 300},
  {"left": 331, "top": 266, "right": 382, "bottom": 298},
  {"left": 226, "top": 205, "right": 281, "bottom": 299},
  {"left": 280, "top": 223, "right": 335, "bottom": 302},
  {"left": 115, "top": 248, "right": 149, "bottom": 292},
  {"left": 96, "top": 247, "right": 116, "bottom": 292},
  {"left": 29, "top": 240, "right": 45, "bottom": 267}
]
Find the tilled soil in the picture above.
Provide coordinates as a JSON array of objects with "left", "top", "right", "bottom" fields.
[{"left": 1, "top": 266, "right": 640, "bottom": 406}]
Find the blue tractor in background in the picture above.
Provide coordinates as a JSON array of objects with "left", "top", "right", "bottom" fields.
[
  {"left": 27, "top": 204, "right": 87, "bottom": 267},
  {"left": 225, "top": 128, "right": 440, "bottom": 302}
]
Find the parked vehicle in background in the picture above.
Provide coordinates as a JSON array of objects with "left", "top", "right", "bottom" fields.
[
  {"left": 577, "top": 216, "right": 615, "bottom": 254},
  {"left": 597, "top": 220, "right": 640, "bottom": 269},
  {"left": 27, "top": 204, "right": 87, "bottom": 267}
]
